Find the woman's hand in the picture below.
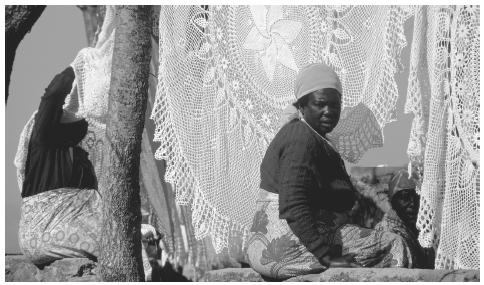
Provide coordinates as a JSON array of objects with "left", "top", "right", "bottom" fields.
[
  {"left": 329, "top": 254, "right": 362, "bottom": 268},
  {"left": 44, "top": 67, "right": 75, "bottom": 97},
  {"left": 321, "top": 253, "right": 362, "bottom": 268}
]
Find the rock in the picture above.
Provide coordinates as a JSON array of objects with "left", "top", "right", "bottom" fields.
[
  {"left": 7, "top": 254, "right": 479, "bottom": 282},
  {"left": 37, "top": 258, "right": 97, "bottom": 281},
  {"left": 5, "top": 255, "right": 98, "bottom": 282},
  {"left": 286, "top": 268, "right": 480, "bottom": 282},
  {"left": 200, "top": 268, "right": 264, "bottom": 282},
  {"left": 200, "top": 267, "right": 479, "bottom": 282},
  {"left": 67, "top": 275, "right": 101, "bottom": 282},
  {"left": 5, "top": 255, "right": 39, "bottom": 282}
]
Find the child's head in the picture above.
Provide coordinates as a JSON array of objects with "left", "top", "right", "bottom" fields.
[{"left": 388, "top": 170, "right": 419, "bottom": 226}]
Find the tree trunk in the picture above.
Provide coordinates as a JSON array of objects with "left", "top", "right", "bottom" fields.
[
  {"left": 99, "top": 5, "right": 153, "bottom": 282},
  {"left": 5, "top": 5, "right": 45, "bottom": 103}
]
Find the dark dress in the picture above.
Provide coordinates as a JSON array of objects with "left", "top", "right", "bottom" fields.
[
  {"left": 260, "top": 119, "right": 356, "bottom": 261},
  {"left": 21, "top": 70, "right": 96, "bottom": 198}
]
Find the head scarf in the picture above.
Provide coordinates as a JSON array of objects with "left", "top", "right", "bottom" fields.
[
  {"left": 388, "top": 169, "right": 417, "bottom": 198},
  {"left": 294, "top": 62, "right": 342, "bottom": 100},
  {"left": 279, "top": 63, "right": 342, "bottom": 128}
]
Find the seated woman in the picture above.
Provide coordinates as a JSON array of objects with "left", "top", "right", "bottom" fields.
[
  {"left": 18, "top": 67, "right": 101, "bottom": 267},
  {"left": 374, "top": 169, "right": 434, "bottom": 269},
  {"left": 246, "top": 63, "right": 413, "bottom": 280}
]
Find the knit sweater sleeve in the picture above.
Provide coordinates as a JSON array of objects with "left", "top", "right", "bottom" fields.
[
  {"left": 30, "top": 68, "right": 74, "bottom": 145},
  {"left": 278, "top": 136, "right": 331, "bottom": 264}
]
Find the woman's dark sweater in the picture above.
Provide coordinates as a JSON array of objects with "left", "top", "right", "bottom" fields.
[
  {"left": 21, "top": 69, "right": 97, "bottom": 198},
  {"left": 260, "top": 119, "right": 356, "bottom": 262}
]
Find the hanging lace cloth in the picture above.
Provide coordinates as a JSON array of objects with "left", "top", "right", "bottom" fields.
[
  {"left": 152, "top": 5, "right": 414, "bottom": 252},
  {"left": 406, "top": 5, "right": 480, "bottom": 269},
  {"left": 63, "top": 6, "right": 115, "bottom": 130}
]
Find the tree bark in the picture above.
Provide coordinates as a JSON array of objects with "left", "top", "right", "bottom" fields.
[
  {"left": 99, "top": 5, "right": 153, "bottom": 282},
  {"left": 5, "top": 5, "right": 45, "bottom": 103}
]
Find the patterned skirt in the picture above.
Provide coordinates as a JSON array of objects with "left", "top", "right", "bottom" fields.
[
  {"left": 246, "top": 189, "right": 412, "bottom": 280},
  {"left": 18, "top": 188, "right": 102, "bottom": 266},
  {"left": 18, "top": 187, "right": 158, "bottom": 279}
]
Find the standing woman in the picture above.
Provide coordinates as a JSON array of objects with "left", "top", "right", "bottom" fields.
[{"left": 246, "top": 63, "right": 412, "bottom": 280}]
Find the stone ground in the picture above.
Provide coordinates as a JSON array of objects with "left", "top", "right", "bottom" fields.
[
  {"left": 5, "top": 255, "right": 99, "bottom": 282},
  {"left": 200, "top": 267, "right": 480, "bottom": 282},
  {"left": 5, "top": 255, "right": 480, "bottom": 282}
]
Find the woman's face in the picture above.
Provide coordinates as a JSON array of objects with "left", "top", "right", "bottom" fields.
[
  {"left": 391, "top": 189, "right": 420, "bottom": 226},
  {"left": 301, "top": 88, "right": 341, "bottom": 136}
]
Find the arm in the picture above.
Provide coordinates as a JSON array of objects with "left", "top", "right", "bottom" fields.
[
  {"left": 30, "top": 67, "right": 75, "bottom": 144},
  {"left": 278, "top": 139, "right": 332, "bottom": 265},
  {"left": 279, "top": 139, "right": 361, "bottom": 268},
  {"left": 324, "top": 179, "right": 357, "bottom": 213}
]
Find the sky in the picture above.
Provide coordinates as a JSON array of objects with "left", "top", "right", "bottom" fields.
[{"left": 4, "top": 6, "right": 413, "bottom": 254}]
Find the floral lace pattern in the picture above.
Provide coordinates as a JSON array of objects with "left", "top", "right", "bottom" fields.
[
  {"left": 153, "top": 5, "right": 414, "bottom": 253},
  {"left": 406, "top": 5, "right": 480, "bottom": 269},
  {"left": 243, "top": 6, "right": 302, "bottom": 81}
]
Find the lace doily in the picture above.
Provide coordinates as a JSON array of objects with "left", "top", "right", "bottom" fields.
[
  {"left": 152, "top": 5, "right": 414, "bottom": 252},
  {"left": 14, "top": 111, "right": 37, "bottom": 192},
  {"left": 406, "top": 5, "right": 480, "bottom": 269},
  {"left": 64, "top": 5, "right": 116, "bottom": 130}
]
